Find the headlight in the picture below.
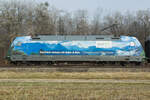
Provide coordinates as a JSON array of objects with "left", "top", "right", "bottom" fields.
[{"left": 130, "top": 42, "right": 135, "bottom": 46}]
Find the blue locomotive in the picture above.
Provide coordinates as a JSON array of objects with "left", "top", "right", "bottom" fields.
[{"left": 6, "top": 35, "right": 145, "bottom": 64}]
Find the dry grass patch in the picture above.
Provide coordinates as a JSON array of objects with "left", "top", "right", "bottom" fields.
[
  {"left": 0, "top": 82, "right": 149, "bottom": 100},
  {"left": 0, "top": 71, "right": 149, "bottom": 79}
]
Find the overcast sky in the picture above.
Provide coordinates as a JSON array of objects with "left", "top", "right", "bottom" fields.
[
  {"left": 3, "top": 0, "right": 150, "bottom": 15},
  {"left": 38, "top": 0, "right": 150, "bottom": 13}
]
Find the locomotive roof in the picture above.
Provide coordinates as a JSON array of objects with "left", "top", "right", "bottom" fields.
[{"left": 31, "top": 35, "right": 121, "bottom": 41}]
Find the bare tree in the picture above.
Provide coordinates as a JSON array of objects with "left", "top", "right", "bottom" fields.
[
  {"left": 91, "top": 8, "right": 103, "bottom": 35},
  {"left": 73, "top": 10, "right": 89, "bottom": 35}
]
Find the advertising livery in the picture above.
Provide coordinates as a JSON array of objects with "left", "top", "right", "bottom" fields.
[
  {"left": 11, "top": 36, "right": 144, "bottom": 56},
  {"left": 7, "top": 35, "right": 145, "bottom": 62}
]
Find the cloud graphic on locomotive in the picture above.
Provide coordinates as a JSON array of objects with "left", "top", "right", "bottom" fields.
[{"left": 11, "top": 36, "right": 144, "bottom": 57}]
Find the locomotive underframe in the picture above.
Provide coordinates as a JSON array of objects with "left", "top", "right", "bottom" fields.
[{"left": 10, "top": 55, "right": 144, "bottom": 62}]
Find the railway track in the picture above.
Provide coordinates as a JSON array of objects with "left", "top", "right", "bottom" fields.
[
  {"left": 0, "top": 63, "right": 150, "bottom": 72},
  {"left": 1, "top": 62, "right": 150, "bottom": 68},
  {"left": 0, "top": 67, "right": 150, "bottom": 72},
  {"left": 1, "top": 61, "right": 150, "bottom": 67},
  {"left": 0, "top": 61, "right": 149, "bottom": 72}
]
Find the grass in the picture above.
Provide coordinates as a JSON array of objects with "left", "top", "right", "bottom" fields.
[
  {"left": 0, "top": 82, "right": 149, "bottom": 100},
  {"left": 0, "top": 71, "right": 149, "bottom": 99},
  {"left": 0, "top": 71, "right": 149, "bottom": 80}
]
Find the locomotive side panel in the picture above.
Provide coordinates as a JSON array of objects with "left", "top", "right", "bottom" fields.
[{"left": 9, "top": 35, "right": 145, "bottom": 62}]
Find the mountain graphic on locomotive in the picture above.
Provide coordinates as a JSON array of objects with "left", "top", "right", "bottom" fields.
[{"left": 6, "top": 35, "right": 146, "bottom": 65}]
